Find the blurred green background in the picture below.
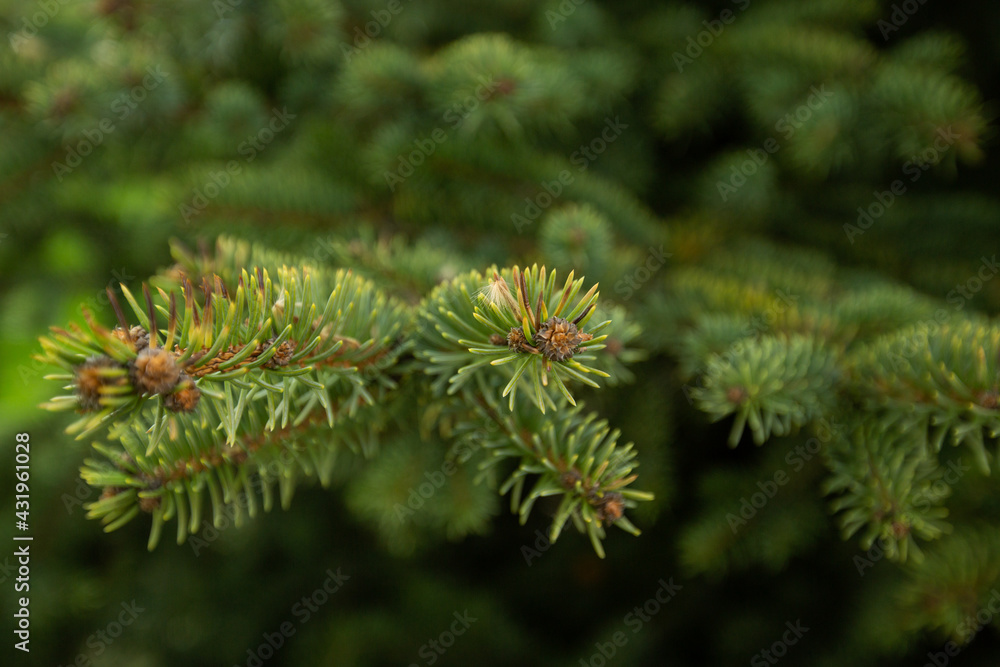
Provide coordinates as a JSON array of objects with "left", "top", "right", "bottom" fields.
[{"left": 2, "top": 0, "right": 1000, "bottom": 665}]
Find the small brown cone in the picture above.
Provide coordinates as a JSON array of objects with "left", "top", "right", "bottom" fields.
[
  {"left": 164, "top": 375, "right": 200, "bottom": 412},
  {"left": 507, "top": 326, "right": 529, "bottom": 352},
  {"left": 594, "top": 492, "right": 625, "bottom": 524},
  {"left": 534, "top": 317, "right": 584, "bottom": 361},
  {"left": 131, "top": 347, "right": 181, "bottom": 395}
]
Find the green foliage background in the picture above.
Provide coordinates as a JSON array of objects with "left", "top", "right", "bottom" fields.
[{"left": 2, "top": 0, "right": 1000, "bottom": 665}]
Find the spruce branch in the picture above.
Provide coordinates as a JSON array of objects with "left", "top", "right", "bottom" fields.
[
  {"left": 39, "top": 247, "right": 411, "bottom": 548},
  {"left": 690, "top": 333, "right": 840, "bottom": 446},
  {"left": 823, "top": 418, "right": 951, "bottom": 563},
  {"left": 38, "top": 238, "right": 650, "bottom": 558},
  {"left": 897, "top": 528, "right": 1000, "bottom": 643},
  {"left": 465, "top": 380, "right": 653, "bottom": 559},
  {"left": 415, "top": 264, "right": 612, "bottom": 413},
  {"left": 39, "top": 258, "right": 409, "bottom": 446},
  {"left": 848, "top": 318, "right": 1000, "bottom": 472},
  {"left": 81, "top": 391, "right": 390, "bottom": 550}
]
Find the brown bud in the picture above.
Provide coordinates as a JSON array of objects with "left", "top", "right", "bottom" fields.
[
  {"left": 113, "top": 325, "right": 150, "bottom": 352},
  {"left": 594, "top": 492, "right": 625, "bottom": 524},
  {"left": 726, "top": 386, "right": 749, "bottom": 404},
  {"left": 74, "top": 356, "right": 128, "bottom": 411},
  {"left": 264, "top": 339, "right": 296, "bottom": 368},
  {"left": 534, "top": 317, "right": 583, "bottom": 362},
  {"left": 560, "top": 469, "right": 583, "bottom": 489},
  {"left": 507, "top": 326, "right": 529, "bottom": 352},
  {"left": 130, "top": 347, "right": 182, "bottom": 395},
  {"left": 139, "top": 495, "right": 161, "bottom": 513},
  {"left": 164, "top": 375, "right": 200, "bottom": 412},
  {"left": 890, "top": 521, "right": 910, "bottom": 539},
  {"left": 976, "top": 389, "right": 999, "bottom": 409},
  {"left": 100, "top": 486, "right": 125, "bottom": 501}
]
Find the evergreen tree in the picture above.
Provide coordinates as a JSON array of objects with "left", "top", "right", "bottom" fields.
[{"left": 3, "top": 0, "right": 1000, "bottom": 665}]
